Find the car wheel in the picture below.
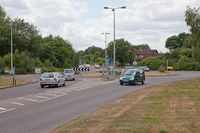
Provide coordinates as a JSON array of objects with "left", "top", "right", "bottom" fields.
[
  {"left": 63, "top": 82, "right": 66, "bottom": 86},
  {"left": 120, "top": 82, "right": 123, "bottom": 85},
  {"left": 141, "top": 80, "right": 145, "bottom": 84},
  {"left": 40, "top": 84, "right": 44, "bottom": 88}
]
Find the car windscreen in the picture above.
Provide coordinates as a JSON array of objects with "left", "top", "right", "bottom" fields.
[
  {"left": 42, "top": 73, "right": 54, "bottom": 78},
  {"left": 123, "top": 70, "right": 136, "bottom": 75}
]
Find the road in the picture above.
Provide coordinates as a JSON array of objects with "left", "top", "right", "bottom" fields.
[{"left": 0, "top": 71, "right": 200, "bottom": 133}]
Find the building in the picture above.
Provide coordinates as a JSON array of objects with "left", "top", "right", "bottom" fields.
[{"left": 135, "top": 49, "right": 159, "bottom": 61}]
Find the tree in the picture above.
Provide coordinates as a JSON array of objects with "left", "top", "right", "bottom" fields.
[
  {"left": 12, "top": 18, "right": 42, "bottom": 57},
  {"left": 107, "top": 39, "right": 135, "bottom": 66},
  {"left": 136, "top": 44, "right": 150, "bottom": 50},
  {"left": 0, "top": 6, "right": 11, "bottom": 56},
  {"left": 42, "top": 35, "right": 77, "bottom": 68},
  {"left": 185, "top": 7, "right": 200, "bottom": 63}
]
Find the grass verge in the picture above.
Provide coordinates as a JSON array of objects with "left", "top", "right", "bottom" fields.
[
  {"left": 0, "top": 77, "right": 30, "bottom": 89},
  {"left": 52, "top": 78, "right": 200, "bottom": 133}
]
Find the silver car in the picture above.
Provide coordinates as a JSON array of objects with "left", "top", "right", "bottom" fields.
[
  {"left": 40, "top": 72, "right": 66, "bottom": 88},
  {"left": 63, "top": 69, "right": 75, "bottom": 81}
]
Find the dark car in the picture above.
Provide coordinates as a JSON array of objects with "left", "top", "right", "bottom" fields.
[{"left": 119, "top": 69, "right": 145, "bottom": 85}]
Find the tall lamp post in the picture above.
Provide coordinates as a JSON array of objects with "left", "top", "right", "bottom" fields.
[
  {"left": 11, "top": 23, "right": 13, "bottom": 74},
  {"left": 104, "top": 6, "right": 126, "bottom": 68},
  {"left": 101, "top": 32, "right": 110, "bottom": 59}
]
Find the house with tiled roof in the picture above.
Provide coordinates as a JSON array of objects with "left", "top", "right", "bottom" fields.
[{"left": 135, "top": 49, "right": 159, "bottom": 61}]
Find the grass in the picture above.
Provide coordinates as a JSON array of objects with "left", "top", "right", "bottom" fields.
[
  {"left": 52, "top": 78, "right": 200, "bottom": 133},
  {"left": 0, "top": 77, "right": 30, "bottom": 89}
]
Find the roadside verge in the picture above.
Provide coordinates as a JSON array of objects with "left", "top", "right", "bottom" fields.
[{"left": 52, "top": 78, "right": 200, "bottom": 133}]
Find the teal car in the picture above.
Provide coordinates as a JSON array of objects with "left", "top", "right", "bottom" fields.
[{"left": 119, "top": 69, "right": 145, "bottom": 85}]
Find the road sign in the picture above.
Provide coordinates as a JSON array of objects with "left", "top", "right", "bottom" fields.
[
  {"left": 105, "top": 57, "right": 110, "bottom": 63},
  {"left": 167, "top": 66, "right": 173, "bottom": 70},
  {"left": 79, "top": 61, "right": 84, "bottom": 65},
  {"left": 73, "top": 67, "right": 90, "bottom": 72}
]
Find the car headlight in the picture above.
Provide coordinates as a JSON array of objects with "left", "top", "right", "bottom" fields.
[{"left": 119, "top": 77, "right": 123, "bottom": 80}]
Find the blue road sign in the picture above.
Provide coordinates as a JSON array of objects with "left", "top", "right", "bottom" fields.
[{"left": 105, "top": 57, "right": 110, "bottom": 63}]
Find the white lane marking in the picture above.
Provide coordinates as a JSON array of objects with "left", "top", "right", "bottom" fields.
[
  {"left": 0, "top": 107, "right": 7, "bottom": 110},
  {"left": 33, "top": 95, "right": 48, "bottom": 99},
  {"left": 0, "top": 108, "right": 16, "bottom": 114},
  {"left": 39, "top": 92, "right": 60, "bottom": 97},
  {"left": 38, "top": 95, "right": 63, "bottom": 103},
  {"left": 18, "top": 97, "right": 39, "bottom": 102},
  {"left": 46, "top": 90, "right": 66, "bottom": 94},
  {"left": 10, "top": 102, "right": 25, "bottom": 106},
  {"left": 54, "top": 89, "right": 72, "bottom": 93}
]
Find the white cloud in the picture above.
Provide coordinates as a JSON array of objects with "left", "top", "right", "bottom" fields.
[{"left": 1, "top": 0, "right": 200, "bottom": 52}]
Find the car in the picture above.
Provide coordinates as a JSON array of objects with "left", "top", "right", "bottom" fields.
[
  {"left": 63, "top": 69, "right": 75, "bottom": 81},
  {"left": 119, "top": 69, "right": 145, "bottom": 85},
  {"left": 85, "top": 64, "right": 91, "bottom": 67},
  {"left": 140, "top": 66, "right": 150, "bottom": 72},
  {"left": 40, "top": 72, "right": 65, "bottom": 88},
  {"left": 95, "top": 64, "right": 100, "bottom": 69}
]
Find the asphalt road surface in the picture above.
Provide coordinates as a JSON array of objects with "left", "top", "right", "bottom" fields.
[{"left": 0, "top": 71, "right": 200, "bottom": 133}]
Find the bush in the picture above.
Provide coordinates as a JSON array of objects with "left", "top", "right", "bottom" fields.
[
  {"left": 159, "top": 66, "right": 166, "bottom": 72},
  {"left": 138, "top": 56, "right": 165, "bottom": 70}
]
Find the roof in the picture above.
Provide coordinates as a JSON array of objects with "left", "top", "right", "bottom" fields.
[{"left": 136, "top": 49, "right": 158, "bottom": 56}]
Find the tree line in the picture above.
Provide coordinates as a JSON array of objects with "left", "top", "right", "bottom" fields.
[
  {"left": 139, "top": 7, "right": 200, "bottom": 71},
  {"left": 1, "top": 5, "right": 199, "bottom": 74},
  {"left": 0, "top": 6, "right": 78, "bottom": 74}
]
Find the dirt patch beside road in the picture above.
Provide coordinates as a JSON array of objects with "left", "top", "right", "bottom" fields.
[{"left": 0, "top": 77, "right": 34, "bottom": 89}]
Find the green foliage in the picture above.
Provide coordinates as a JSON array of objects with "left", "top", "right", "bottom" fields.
[
  {"left": 107, "top": 39, "right": 135, "bottom": 66},
  {"left": 0, "top": 6, "right": 79, "bottom": 74},
  {"left": 159, "top": 66, "right": 166, "bottom": 72},
  {"left": 185, "top": 7, "right": 200, "bottom": 63},
  {"left": 138, "top": 56, "right": 165, "bottom": 70},
  {"left": 165, "top": 33, "right": 190, "bottom": 51}
]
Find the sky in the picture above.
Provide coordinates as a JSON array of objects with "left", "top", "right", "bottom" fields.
[{"left": 0, "top": 0, "right": 199, "bottom": 52}]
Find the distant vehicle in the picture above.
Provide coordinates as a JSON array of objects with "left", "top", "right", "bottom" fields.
[
  {"left": 63, "top": 69, "right": 75, "bottom": 81},
  {"left": 140, "top": 66, "right": 150, "bottom": 72},
  {"left": 40, "top": 72, "right": 65, "bottom": 88},
  {"left": 85, "top": 64, "right": 91, "bottom": 67},
  {"left": 119, "top": 69, "right": 145, "bottom": 85},
  {"left": 95, "top": 64, "right": 100, "bottom": 69}
]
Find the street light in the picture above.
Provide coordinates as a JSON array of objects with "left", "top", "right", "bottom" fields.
[
  {"left": 104, "top": 6, "right": 126, "bottom": 68},
  {"left": 10, "top": 22, "right": 15, "bottom": 85},
  {"left": 101, "top": 32, "right": 110, "bottom": 59},
  {"left": 11, "top": 23, "right": 13, "bottom": 73}
]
